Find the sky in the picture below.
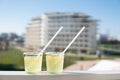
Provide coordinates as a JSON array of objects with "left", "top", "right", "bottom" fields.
[{"left": 0, "top": 0, "right": 120, "bottom": 39}]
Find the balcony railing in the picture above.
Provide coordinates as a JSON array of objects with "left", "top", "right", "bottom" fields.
[{"left": 0, "top": 71, "right": 120, "bottom": 80}]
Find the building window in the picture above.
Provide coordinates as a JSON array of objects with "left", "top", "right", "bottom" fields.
[
  {"left": 84, "top": 35, "right": 88, "bottom": 37},
  {"left": 85, "top": 44, "right": 88, "bottom": 47},
  {"left": 85, "top": 29, "right": 88, "bottom": 32},
  {"left": 85, "top": 39, "right": 88, "bottom": 42},
  {"left": 75, "top": 30, "right": 79, "bottom": 32},
  {"left": 80, "top": 35, "right": 83, "bottom": 37},
  {"left": 75, "top": 44, "right": 78, "bottom": 47},
  {"left": 80, "top": 40, "right": 83, "bottom": 42},
  {"left": 80, "top": 24, "right": 89, "bottom": 27},
  {"left": 80, "top": 44, "right": 83, "bottom": 47},
  {"left": 81, "top": 49, "right": 87, "bottom": 53}
]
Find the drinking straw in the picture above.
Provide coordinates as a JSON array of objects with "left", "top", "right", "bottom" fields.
[
  {"left": 62, "top": 26, "right": 85, "bottom": 54},
  {"left": 37, "top": 26, "right": 63, "bottom": 57},
  {"left": 25, "top": 27, "right": 63, "bottom": 70}
]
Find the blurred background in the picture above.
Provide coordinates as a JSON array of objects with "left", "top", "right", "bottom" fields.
[{"left": 0, "top": 0, "right": 120, "bottom": 71}]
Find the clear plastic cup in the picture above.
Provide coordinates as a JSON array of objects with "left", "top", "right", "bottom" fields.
[
  {"left": 23, "top": 52, "right": 43, "bottom": 74},
  {"left": 46, "top": 52, "right": 64, "bottom": 73}
]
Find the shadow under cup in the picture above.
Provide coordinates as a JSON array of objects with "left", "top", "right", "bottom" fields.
[
  {"left": 23, "top": 52, "right": 43, "bottom": 74},
  {"left": 46, "top": 52, "right": 64, "bottom": 73}
]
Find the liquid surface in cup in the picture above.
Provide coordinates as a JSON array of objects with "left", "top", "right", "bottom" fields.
[
  {"left": 46, "top": 54, "right": 64, "bottom": 73},
  {"left": 24, "top": 55, "right": 42, "bottom": 73}
]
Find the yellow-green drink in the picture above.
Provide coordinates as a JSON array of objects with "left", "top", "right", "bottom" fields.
[
  {"left": 46, "top": 52, "right": 64, "bottom": 73},
  {"left": 24, "top": 52, "right": 42, "bottom": 74}
]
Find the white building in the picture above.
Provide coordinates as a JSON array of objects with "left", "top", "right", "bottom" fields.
[{"left": 25, "top": 12, "right": 98, "bottom": 54}]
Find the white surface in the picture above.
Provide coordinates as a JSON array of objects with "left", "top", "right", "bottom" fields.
[
  {"left": 0, "top": 71, "right": 120, "bottom": 80},
  {"left": 88, "top": 60, "right": 120, "bottom": 71},
  {"left": 0, "top": 71, "right": 120, "bottom": 75}
]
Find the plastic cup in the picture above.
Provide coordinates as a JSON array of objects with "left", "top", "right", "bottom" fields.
[
  {"left": 46, "top": 52, "right": 64, "bottom": 73},
  {"left": 23, "top": 52, "right": 43, "bottom": 74}
]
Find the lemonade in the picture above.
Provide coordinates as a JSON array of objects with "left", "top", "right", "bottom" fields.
[
  {"left": 24, "top": 52, "right": 42, "bottom": 73},
  {"left": 46, "top": 52, "right": 64, "bottom": 73}
]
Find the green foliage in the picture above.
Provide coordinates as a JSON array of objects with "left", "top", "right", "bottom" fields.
[
  {"left": 0, "top": 48, "right": 101, "bottom": 70},
  {"left": 63, "top": 54, "right": 99, "bottom": 68},
  {"left": 80, "top": 56, "right": 84, "bottom": 60},
  {"left": 0, "top": 48, "right": 24, "bottom": 66},
  {"left": 99, "top": 44, "right": 120, "bottom": 50},
  {"left": 64, "top": 55, "right": 74, "bottom": 68},
  {"left": 42, "top": 53, "right": 46, "bottom": 70},
  {"left": 1, "top": 48, "right": 120, "bottom": 71},
  {"left": 104, "top": 55, "right": 120, "bottom": 59}
]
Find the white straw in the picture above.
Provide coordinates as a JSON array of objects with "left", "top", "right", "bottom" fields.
[
  {"left": 37, "top": 26, "right": 63, "bottom": 57},
  {"left": 62, "top": 26, "right": 85, "bottom": 54},
  {"left": 26, "top": 27, "right": 63, "bottom": 69}
]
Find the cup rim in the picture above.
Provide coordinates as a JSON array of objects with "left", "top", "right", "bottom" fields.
[
  {"left": 23, "top": 52, "right": 43, "bottom": 56},
  {"left": 45, "top": 52, "right": 64, "bottom": 55}
]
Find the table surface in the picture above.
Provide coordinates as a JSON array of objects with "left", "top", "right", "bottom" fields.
[
  {"left": 0, "top": 71, "right": 120, "bottom": 80},
  {"left": 0, "top": 71, "right": 120, "bottom": 75}
]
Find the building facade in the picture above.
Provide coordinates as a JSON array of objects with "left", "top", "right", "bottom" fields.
[{"left": 25, "top": 12, "right": 97, "bottom": 54}]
